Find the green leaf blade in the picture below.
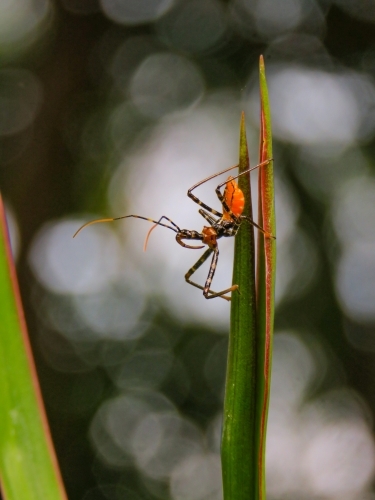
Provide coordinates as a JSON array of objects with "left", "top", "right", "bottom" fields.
[
  {"left": 221, "top": 112, "right": 258, "bottom": 500},
  {"left": 255, "top": 55, "right": 276, "bottom": 500},
  {"left": 0, "top": 196, "right": 67, "bottom": 500}
]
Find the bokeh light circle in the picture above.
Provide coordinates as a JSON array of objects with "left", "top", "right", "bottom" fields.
[
  {"left": 100, "top": 0, "right": 174, "bottom": 25},
  {"left": 331, "top": 175, "right": 375, "bottom": 246},
  {"left": 170, "top": 453, "right": 222, "bottom": 500},
  {"left": 129, "top": 53, "right": 204, "bottom": 118},
  {"left": 0, "top": 0, "right": 50, "bottom": 47},
  {"left": 247, "top": 66, "right": 364, "bottom": 146},
  {"left": 132, "top": 412, "right": 203, "bottom": 480},
  {"left": 335, "top": 243, "right": 375, "bottom": 322},
  {"left": 156, "top": 0, "right": 227, "bottom": 54},
  {"left": 28, "top": 219, "right": 121, "bottom": 294},
  {"left": 303, "top": 422, "right": 375, "bottom": 496}
]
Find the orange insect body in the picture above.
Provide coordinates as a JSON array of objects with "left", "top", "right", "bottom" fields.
[
  {"left": 222, "top": 176, "right": 245, "bottom": 220},
  {"left": 202, "top": 226, "right": 217, "bottom": 248}
]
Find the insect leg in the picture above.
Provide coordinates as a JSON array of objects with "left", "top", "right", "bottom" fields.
[
  {"left": 185, "top": 248, "right": 229, "bottom": 301},
  {"left": 203, "top": 247, "right": 239, "bottom": 300},
  {"left": 187, "top": 160, "right": 271, "bottom": 216},
  {"left": 186, "top": 167, "right": 243, "bottom": 217},
  {"left": 215, "top": 158, "right": 273, "bottom": 217},
  {"left": 185, "top": 247, "right": 238, "bottom": 301},
  {"left": 217, "top": 158, "right": 273, "bottom": 190},
  {"left": 241, "top": 216, "right": 276, "bottom": 239},
  {"left": 198, "top": 208, "right": 219, "bottom": 226},
  {"left": 188, "top": 163, "right": 240, "bottom": 194},
  {"left": 143, "top": 215, "right": 181, "bottom": 250},
  {"left": 187, "top": 192, "right": 222, "bottom": 217},
  {"left": 148, "top": 215, "right": 180, "bottom": 232}
]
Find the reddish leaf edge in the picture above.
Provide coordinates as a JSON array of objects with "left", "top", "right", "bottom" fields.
[
  {"left": 0, "top": 194, "right": 67, "bottom": 500},
  {"left": 257, "top": 54, "right": 276, "bottom": 500}
]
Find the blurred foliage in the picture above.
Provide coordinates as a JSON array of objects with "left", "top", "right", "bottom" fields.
[{"left": 2, "top": 1, "right": 375, "bottom": 499}]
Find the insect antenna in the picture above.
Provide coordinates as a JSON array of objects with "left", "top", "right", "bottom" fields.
[
  {"left": 143, "top": 223, "right": 158, "bottom": 251},
  {"left": 73, "top": 218, "right": 115, "bottom": 238},
  {"left": 73, "top": 215, "right": 180, "bottom": 239}
]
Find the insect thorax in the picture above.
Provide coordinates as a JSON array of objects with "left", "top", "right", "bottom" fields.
[{"left": 214, "top": 220, "right": 240, "bottom": 239}]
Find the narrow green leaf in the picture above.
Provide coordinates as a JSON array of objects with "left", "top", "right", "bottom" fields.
[
  {"left": 221, "top": 112, "right": 257, "bottom": 500},
  {"left": 255, "top": 55, "right": 276, "bottom": 500},
  {"left": 0, "top": 195, "right": 67, "bottom": 500}
]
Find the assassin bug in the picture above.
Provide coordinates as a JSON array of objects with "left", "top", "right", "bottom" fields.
[{"left": 74, "top": 159, "right": 274, "bottom": 301}]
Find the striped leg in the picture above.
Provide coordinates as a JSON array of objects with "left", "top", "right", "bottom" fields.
[
  {"left": 147, "top": 215, "right": 181, "bottom": 232},
  {"left": 186, "top": 159, "right": 272, "bottom": 221},
  {"left": 187, "top": 191, "right": 223, "bottom": 218},
  {"left": 184, "top": 247, "right": 238, "bottom": 301},
  {"left": 203, "top": 247, "right": 239, "bottom": 300},
  {"left": 198, "top": 208, "right": 219, "bottom": 226},
  {"left": 187, "top": 164, "right": 240, "bottom": 202},
  {"left": 143, "top": 215, "right": 182, "bottom": 250},
  {"left": 186, "top": 167, "right": 243, "bottom": 217},
  {"left": 215, "top": 158, "right": 273, "bottom": 218}
]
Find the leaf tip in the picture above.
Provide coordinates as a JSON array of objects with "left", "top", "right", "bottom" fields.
[
  {"left": 240, "top": 111, "right": 246, "bottom": 138},
  {"left": 259, "top": 54, "right": 265, "bottom": 72},
  {"left": 259, "top": 56, "right": 267, "bottom": 91},
  {"left": 240, "top": 110, "right": 246, "bottom": 135},
  {"left": 239, "top": 112, "right": 249, "bottom": 171},
  {"left": 240, "top": 111, "right": 248, "bottom": 155}
]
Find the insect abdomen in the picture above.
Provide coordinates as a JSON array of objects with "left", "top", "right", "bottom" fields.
[{"left": 223, "top": 176, "right": 245, "bottom": 218}]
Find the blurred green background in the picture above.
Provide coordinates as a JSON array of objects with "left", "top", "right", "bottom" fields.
[{"left": 2, "top": 1, "right": 375, "bottom": 499}]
